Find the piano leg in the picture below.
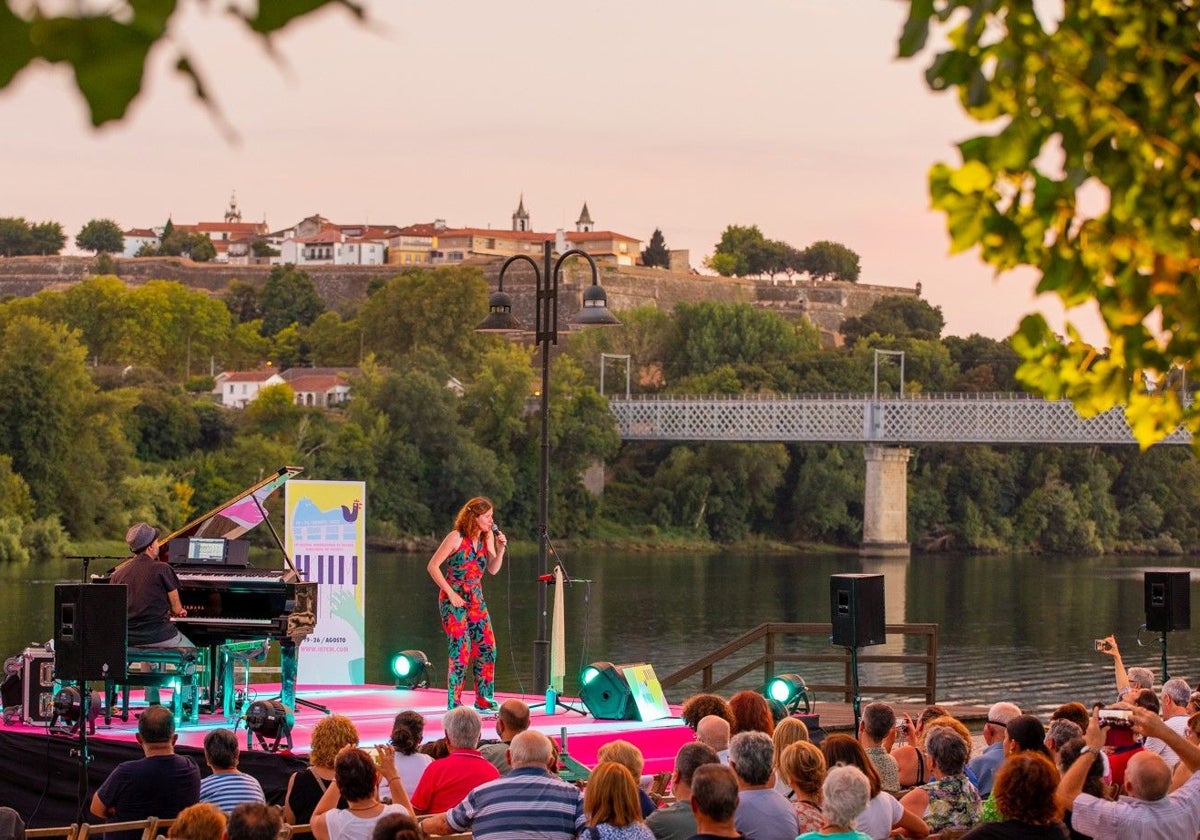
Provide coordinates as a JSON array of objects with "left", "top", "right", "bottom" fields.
[{"left": 280, "top": 642, "right": 297, "bottom": 712}]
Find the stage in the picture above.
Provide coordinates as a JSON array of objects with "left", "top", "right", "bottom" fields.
[{"left": 1, "top": 682, "right": 694, "bottom": 826}]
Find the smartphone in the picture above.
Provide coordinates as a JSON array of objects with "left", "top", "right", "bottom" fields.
[{"left": 1094, "top": 638, "right": 1113, "bottom": 652}]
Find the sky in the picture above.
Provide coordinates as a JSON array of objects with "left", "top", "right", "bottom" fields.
[{"left": 0, "top": 0, "right": 1106, "bottom": 344}]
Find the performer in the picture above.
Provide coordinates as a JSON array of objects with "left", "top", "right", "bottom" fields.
[{"left": 426, "top": 497, "right": 505, "bottom": 711}]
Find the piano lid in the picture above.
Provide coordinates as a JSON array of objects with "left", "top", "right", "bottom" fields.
[{"left": 159, "top": 465, "right": 304, "bottom": 549}]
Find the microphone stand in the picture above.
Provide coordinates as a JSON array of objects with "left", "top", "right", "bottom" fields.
[{"left": 540, "top": 536, "right": 589, "bottom": 716}]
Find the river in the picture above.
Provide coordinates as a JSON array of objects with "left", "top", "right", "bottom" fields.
[{"left": 3, "top": 549, "right": 1197, "bottom": 715}]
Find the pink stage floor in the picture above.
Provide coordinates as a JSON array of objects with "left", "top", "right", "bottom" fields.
[{"left": 9, "top": 683, "right": 695, "bottom": 774}]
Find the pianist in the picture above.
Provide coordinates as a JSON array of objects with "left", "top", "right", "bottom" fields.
[{"left": 111, "top": 522, "right": 195, "bottom": 704}]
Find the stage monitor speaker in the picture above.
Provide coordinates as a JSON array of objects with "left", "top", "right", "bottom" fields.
[
  {"left": 54, "top": 584, "right": 127, "bottom": 682},
  {"left": 1145, "top": 570, "right": 1190, "bottom": 632},
  {"left": 830, "top": 573, "right": 886, "bottom": 648},
  {"left": 579, "top": 662, "right": 635, "bottom": 721}
]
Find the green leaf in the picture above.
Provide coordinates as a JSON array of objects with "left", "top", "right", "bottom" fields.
[
  {"left": 0, "top": 4, "right": 37, "bottom": 88},
  {"left": 243, "top": 0, "right": 365, "bottom": 36},
  {"left": 898, "top": 0, "right": 934, "bottom": 58}
]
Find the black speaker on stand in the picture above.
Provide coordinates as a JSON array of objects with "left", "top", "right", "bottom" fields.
[
  {"left": 830, "top": 574, "right": 886, "bottom": 732},
  {"left": 1144, "top": 570, "right": 1190, "bottom": 683}
]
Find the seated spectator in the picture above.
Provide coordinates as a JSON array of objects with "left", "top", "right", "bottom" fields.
[
  {"left": 858, "top": 702, "right": 900, "bottom": 795},
  {"left": 311, "top": 747, "right": 410, "bottom": 840},
  {"left": 1056, "top": 737, "right": 1110, "bottom": 838},
  {"left": 697, "top": 714, "right": 732, "bottom": 764},
  {"left": 479, "top": 699, "right": 530, "bottom": 775},
  {"left": 797, "top": 764, "right": 872, "bottom": 840},
  {"left": 978, "top": 716, "right": 1048, "bottom": 824},
  {"left": 770, "top": 716, "right": 809, "bottom": 797},
  {"left": 890, "top": 705, "right": 949, "bottom": 788},
  {"left": 90, "top": 704, "right": 201, "bottom": 839},
  {"left": 370, "top": 812, "right": 425, "bottom": 840},
  {"left": 198, "top": 728, "right": 265, "bottom": 813},
  {"left": 729, "top": 730, "right": 799, "bottom": 839},
  {"left": 729, "top": 690, "right": 774, "bottom": 737},
  {"left": 167, "top": 803, "right": 225, "bottom": 840},
  {"left": 966, "top": 702, "right": 1021, "bottom": 797},
  {"left": 583, "top": 761, "right": 656, "bottom": 839},
  {"left": 645, "top": 742, "right": 719, "bottom": 840},
  {"left": 1096, "top": 702, "right": 1143, "bottom": 788},
  {"left": 226, "top": 803, "right": 283, "bottom": 840},
  {"left": 0, "top": 808, "right": 23, "bottom": 840},
  {"left": 418, "top": 737, "right": 450, "bottom": 760},
  {"left": 820, "top": 734, "right": 928, "bottom": 840},
  {"left": 423, "top": 730, "right": 585, "bottom": 840},
  {"left": 776, "top": 741, "right": 825, "bottom": 834},
  {"left": 1045, "top": 718, "right": 1082, "bottom": 762},
  {"left": 1096, "top": 634, "right": 1155, "bottom": 700},
  {"left": 597, "top": 739, "right": 657, "bottom": 818},
  {"left": 898, "top": 725, "right": 981, "bottom": 833},
  {"left": 284, "top": 713, "right": 358, "bottom": 824},
  {"left": 961, "top": 752, "right": 1065, "bottom": 839},
  {"left": 681, "top": 692, "right": 736, "bottom": 733},
  {"left": 1051, "top": 702, "right": 1090, "bottom": 733},
  {"left": 380, "top": 711, "right": 432, "bottom": 805},
  {"left": 687, "top": 764, "right": 742, "bottom": 839},
  {"left": 1168, "top": 710, "right": 1200, "bottom": 792},
  {"left": 410, "top": 706, "right": 499, "bottom": 815}
]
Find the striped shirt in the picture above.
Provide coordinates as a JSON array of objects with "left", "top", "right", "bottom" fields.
[
  {"left": 199, "top": 771, "right": 266, "bottom": 813},
  {"left": 447, "top": 766, "right": 585, "bottom": 840}
]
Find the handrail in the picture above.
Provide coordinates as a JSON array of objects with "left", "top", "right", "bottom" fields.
[{"left": 659, "top": 622, "right": 938, "bottom": 704}]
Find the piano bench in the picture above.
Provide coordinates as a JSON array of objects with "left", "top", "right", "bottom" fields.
[{"left": 105, "top": 647, "right": 204, "bottom": 727}]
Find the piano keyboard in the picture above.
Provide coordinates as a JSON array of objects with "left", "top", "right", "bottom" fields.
[{"left": 173, "top": 616, "right": 273, "bottom": 626}]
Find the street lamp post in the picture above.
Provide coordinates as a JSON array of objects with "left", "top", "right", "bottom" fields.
[{"left": 476, "top": 239, "right": 619, "bottom": 695}]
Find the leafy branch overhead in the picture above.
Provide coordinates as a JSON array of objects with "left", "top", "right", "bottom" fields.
[
  {"left": 0, "top": 0, "right": 364, "bottom": 127},
  {"left": 900, "top": 0, "right": 1200, "bottom": 448}
]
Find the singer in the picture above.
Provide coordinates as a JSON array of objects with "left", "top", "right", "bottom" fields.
[{"left": 426, "top": 496, "right": 506, "bottom": 711}]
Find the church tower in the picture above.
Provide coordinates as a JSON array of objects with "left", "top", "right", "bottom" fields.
[
  {"left": 224, "top": 191, "right": 242, "bottom": 223},
  {"left": 512, "top": 194, "right": 530, "bottom": 232},
  {"left": 576, "top": 202, "right": 594, "bottom": 232}
]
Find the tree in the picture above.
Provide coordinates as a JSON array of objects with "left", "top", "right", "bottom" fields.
[
  {"left": 802, "top": 240, "right": 861, "bottom": 282},
  {"left": 641, "top": 228, "right": 671, "bottom": 268},
  {"left": 900, "top": 1, "right": 1200, "bottom": 447},
  {"left": 260, "top": 264, "right": 325, "bottom": 337},
  {"left": 705, "top": 224, "right": 769, "bottom": 277},
  {"left": 29, "top": 221, "right": 65, "bottom": 255},
  {"left": 223, "top": 280, "right": 263, "bottom": 323},
  {"left": 840, "top": 296, "right": 945, "bottom": 343},
  {"left": 0, "top": 218, "right": 32, "bottom": 256},
  {"left": 0, "top": 1, "right": 365, "bottom": 127},
  {"left": 75, "top": 218, "right": 123, "bottom": 254}
]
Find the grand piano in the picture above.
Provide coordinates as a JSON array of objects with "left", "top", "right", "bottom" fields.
[{"left": 95, "top": 466, "right": 317, "bottom": 717}]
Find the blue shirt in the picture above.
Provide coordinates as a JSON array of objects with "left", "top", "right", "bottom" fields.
[
  {"left": 199, "top": 771, "right": 266, "bottom": 813},
  {"left": 447, "top": 765, "right": 585, "bottom": 840}
]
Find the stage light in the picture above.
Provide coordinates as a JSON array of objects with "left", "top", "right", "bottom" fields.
[
  {"left": 244, "top": 699, "right": 294, "bottom": 752},
  {"left": 579, "top": 662, "right": 611, "bottom": 688},
  {"left": 763, "top": 673, "right": 811, "bottom": 714},
  {"left": 390, "top": 650, "right": 430, "bottom": 689},
  {"left": 49, "top": 684, "right": 95, "bottom": 734}
]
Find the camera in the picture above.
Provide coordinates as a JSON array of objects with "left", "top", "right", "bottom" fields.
[
  {"left": 1098, "top": 709, "right": 1132, "bottom": 727},
  {"left": 1094, "top": 638, "right": 1113, "bottom": 652}
]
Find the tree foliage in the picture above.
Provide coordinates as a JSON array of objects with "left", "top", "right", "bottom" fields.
[
  {"left": 802, "top": 240, "right": 860, "bottom": 282},
  {"left": 900, "top": 0, "right": 1200, "bottom": 448},
  {"left": 75, "top": 218, "right": 123, "bottom": 254},
  {"left": 0, "top": 217, "right": 65, "bottom": 256},
  {"left": 841, "top": 296, "right": 945, "bottom": 343},
  {"left": 260, "top": 264, "right": 325, "bottom": 337},
  {"left": 641, "top": 228, "right": 671, "bottom": 268}
]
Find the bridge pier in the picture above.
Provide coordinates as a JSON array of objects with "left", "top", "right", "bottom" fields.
[{"left": 861, "top": 445, "right": 911, "bottom": 557}]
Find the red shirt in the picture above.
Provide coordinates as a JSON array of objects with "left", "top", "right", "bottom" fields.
[{"left": 410, "top": 748, "right": 500, "bottom": 814}]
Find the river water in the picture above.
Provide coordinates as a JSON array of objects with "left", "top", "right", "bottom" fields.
[{"left": 4, "top": 549, "right": 1197, "bottom": 716}]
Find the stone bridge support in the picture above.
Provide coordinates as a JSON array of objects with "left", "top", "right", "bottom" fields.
[{"left": 861, "top": 445, "right": 911, "bottom": 557}]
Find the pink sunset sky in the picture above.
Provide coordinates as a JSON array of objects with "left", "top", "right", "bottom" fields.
[{"left": 0, "top": 1, "right": 1106, "bottom": 344}]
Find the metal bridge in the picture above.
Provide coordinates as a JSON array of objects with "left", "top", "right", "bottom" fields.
[{"left": 609, "top": 393, "right": 1192, "bottom": 446}]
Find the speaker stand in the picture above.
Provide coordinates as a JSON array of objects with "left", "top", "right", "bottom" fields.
[
  {"left": 846, "top": 645, "right": 862, "bottom": 733},
  {"left": 1159, "top": 630, "right": 1171, "bottom": 683}
]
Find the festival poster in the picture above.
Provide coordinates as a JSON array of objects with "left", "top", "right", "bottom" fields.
[{"left": 286, "top": 480, "right": 366, "bottom": 685}]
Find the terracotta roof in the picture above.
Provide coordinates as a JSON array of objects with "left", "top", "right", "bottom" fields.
[
  {"left": 287, "top": 374, "right": 349, "bottom": 392},
  {"left": 179, "top": 222, "right": 268, "bottom": 235},
  {"left": 221, "top": 370, "right": 282, "bottom": 383},
  {"left": 124, "top": 228, "right": 157, "bottom": 238},
  {"left": 280, "top": 367, "right": 360, "bottom": 382},
  {"left": 566, "top": 230, "right": 640, "bottom": 243},
  {"left": 395, "top": 223, "right": 440, "bottom": 237}
]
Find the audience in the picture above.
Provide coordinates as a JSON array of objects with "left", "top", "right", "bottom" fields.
[
  {"left": 226, "top": 803, "right": 283, "bottom": 840},
  {"left": 858, "top": 702, "right": 900, "bottom": 795},
  {"left": 284, "top": 714, "right": 359, "bottom": 824},
  {"left": 890, "top": 705, "right": 949, "bottom": 788},
  {"left": 479, "top": 699, "right": 530, "bottom": 775},
  {"left": 167, "top": 803, "right": 225, "bottom": 840},
  {"left": 1152, "top": 676, "right": 1193, "bottom": 768},
  {"left": 820, "top": 734, "right": 928, "bottom": 840},
  {"left": 961, "top": 752, "right": 1065, "bottom": 839},
  {"left": 311, "top": 747, "right": 410, "bottom": 840},
  {"left": 646, "top": 742, "right": 719, "bottom": 840},
  {"left": 966, "top": 702, "right": 1021, "bottom": 797},
  {"left": 696, "top": 715, "right": 732, "bottom": 763},
  {"left": 1097, "top": 634, "right": 1155, "bottom": 700},
  {"left": 583, "top": 761, "right": 656, "bottom": 839},
  {"left": 898, "top": 724, "right": 981, "bottom": 833},
  {"left": 409, "top": 706, "right": 499, "bottom": 815},
  {"left": 380, "top": 711, "right": 432, "bottom": 805},
  {"left": 369, "top": 812, "right": 425, "bottom": 840},
  {"left": 776, "top": 740, "right": 825, "bottom": 834},
  {"left": 799, "top": 764, "right": 872, "bottom": 840},
  {"left": 729, "top": 690, "right": 775, "bottom": 737},
  {"left": 728, "top": 730, "right": 799, "bottom": 839},
  {"left": 687, "top": 764, "right": 742, "bottom": 839},
  {"left": 680, "top": 693, "right": 736, "bottom": 733},
  {"left": 1169, "top": 710, "right": 1200, "bottom": 792},
  {"left": 90, "top": 705, "right": 200, "bottom": 839},
  {"left": 1045, "top": 718, "right": 1082, "bottom": 761},
  {"left": 198, "top": 728, "right": 265, "bottom": 813},
  {"left": 770, "top": 716, "right": 809, "bottom": 797},
  {"left": 423, "top": 730, "right": 585, "bottom": 839},
  {"left": 597, "top": 739, "right": 657, "bottom": 818}
]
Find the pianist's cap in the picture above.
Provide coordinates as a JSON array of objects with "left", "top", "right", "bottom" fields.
[{"left": 126, "top": 522, "right": 159, "bottom": 553}]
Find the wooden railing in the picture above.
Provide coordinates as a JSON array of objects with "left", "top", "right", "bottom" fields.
[{"left": 659, "top": 622, "right": 939, "bottom": 704}]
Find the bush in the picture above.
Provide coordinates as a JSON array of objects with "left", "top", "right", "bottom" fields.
[
  {"left": 0, "top": 516, "right": 30, "bottom": 563},
  {"left": 22, "top": 516, "right": 69, "bottom": 560}
]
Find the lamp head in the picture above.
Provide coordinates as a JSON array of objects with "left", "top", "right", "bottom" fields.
[
  {"left": 572, "top": 282, "right": 620, "bottom": 327},
  {"left": 763, "top": 673, "right": 810, "bottom": 714},
  {"left": 391, "top": 649, "right": 431, "bottom": 689},
  {"left": 476, "top": 290, "right": 526, "bottom": 334}
]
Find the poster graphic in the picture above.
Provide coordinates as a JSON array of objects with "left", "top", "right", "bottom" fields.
[{"left": 286, "top": 480, "right": 366, "bottom": 684}]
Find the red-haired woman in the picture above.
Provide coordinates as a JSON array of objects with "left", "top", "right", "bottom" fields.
[{"left": 426, "top": 497, "right": 506, "bottom": 710}]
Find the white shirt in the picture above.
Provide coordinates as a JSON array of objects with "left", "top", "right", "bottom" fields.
[{"left": 855, "top": 791, "right": 904, "bottom": 840}]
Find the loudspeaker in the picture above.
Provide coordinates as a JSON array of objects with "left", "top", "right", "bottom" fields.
[
  {"left": 1145, "top": 571, "right": 1190, "bottom": 632},
  {"left": 579, "top": 663, "right": 635, "bottom": 721},
  {"left": 830, "top": 574, "right": 886, "bottom": 648},
  {"left": 54, "top": 584, "right": 127, "bottom": 681}
]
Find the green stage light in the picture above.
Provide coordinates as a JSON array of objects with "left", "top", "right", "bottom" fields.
[
  {"left": 579, "top": 662, "right": 610, "bottom": 687},
  {"left": 763, "top": 673, "right": 810, "bottom": 714},
  {"left": 391, "top": 650, "right": 431, "bottom": 689}
]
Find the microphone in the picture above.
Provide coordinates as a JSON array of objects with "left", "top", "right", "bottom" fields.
[{"left": 491, "top": 523, "right": 500, "bottom": 536}]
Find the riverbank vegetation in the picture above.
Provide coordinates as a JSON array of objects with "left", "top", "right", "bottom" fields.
[{"left": 0, "top": 266, "right": 1195, "bottom": 561}]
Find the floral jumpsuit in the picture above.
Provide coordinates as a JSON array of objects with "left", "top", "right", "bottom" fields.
[{"left": 439, "top": 534, "right": 496, "bottom": 709}]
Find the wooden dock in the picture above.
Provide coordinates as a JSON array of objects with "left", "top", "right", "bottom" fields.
[{"left": 807, "top": 700, "right": 990, "bottom": 732}]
